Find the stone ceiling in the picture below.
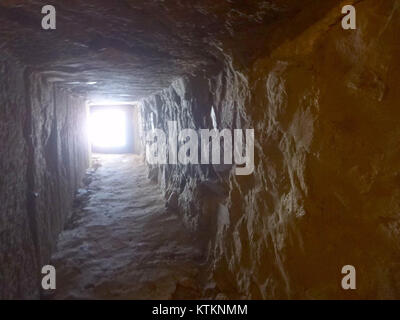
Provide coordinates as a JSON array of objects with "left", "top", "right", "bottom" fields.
[{"left": 0, "top": 0, "right": 339, "bottom": 101}]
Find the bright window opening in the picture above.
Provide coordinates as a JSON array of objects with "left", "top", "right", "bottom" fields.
[{"left": 89, "top": 109, "right": 127, "bottom": 149}]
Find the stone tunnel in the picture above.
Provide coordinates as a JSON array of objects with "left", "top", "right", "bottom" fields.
[{"left": 1, "top": 0, "right": 400, "bottom": 300}]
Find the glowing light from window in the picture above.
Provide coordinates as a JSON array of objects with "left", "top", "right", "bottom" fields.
[{"left": 89, "top": 109, "right": 127, "bottom": 148}]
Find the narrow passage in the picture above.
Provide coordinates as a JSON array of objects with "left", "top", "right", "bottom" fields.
[{"left": 48, "top": 154, "right": 203, "bottom": 300}]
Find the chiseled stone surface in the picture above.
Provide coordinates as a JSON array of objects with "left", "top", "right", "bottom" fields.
[
  {"left": 0, "top": 56, "right": 89, "bottom": 299},
  {"left": 141, "top": 0, "right": 400, "bottom": 299},
  {"left": 0, "top": 54, "right": 38, "bottom": 299},
  {"left": 0, "top": 0, "right": 338, "bottom": 101}
]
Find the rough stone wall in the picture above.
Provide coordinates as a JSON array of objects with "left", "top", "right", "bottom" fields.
[
  {"left": 0, "top": 54, "right": 89, "bottom": 299},
  {"left": 141, "top": 0, "right": 400, "bottom": 299}
]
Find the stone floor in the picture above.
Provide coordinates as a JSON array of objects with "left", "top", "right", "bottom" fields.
[{"left": 47, "top": 154, "right": 203, "bottom": 300}]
